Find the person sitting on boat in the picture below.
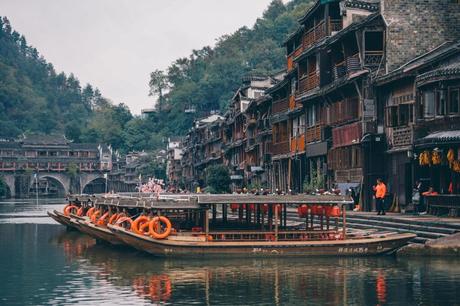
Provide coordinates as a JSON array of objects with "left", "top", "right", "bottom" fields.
[{"left": 373, "top": 178, "right": 387, "bottom": 215}]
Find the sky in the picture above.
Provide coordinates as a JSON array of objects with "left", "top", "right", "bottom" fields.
[{"left": 1, "top": 0, "right": 275, "bottom": 114}]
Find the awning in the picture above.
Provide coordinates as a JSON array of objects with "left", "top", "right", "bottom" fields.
[
  {"left": 306, "top": 141, "right": 328, "bottom": 158},
  {"left": 415, "top": 130, "right": 460, "bottom": 148}
]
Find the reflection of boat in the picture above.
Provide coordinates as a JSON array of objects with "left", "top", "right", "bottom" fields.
[
  {"left": 51, "top": 194, "right": 416, "bottom": 258},
  {"left": 109, "top": 224, "right": 415, "bottom": 258}
]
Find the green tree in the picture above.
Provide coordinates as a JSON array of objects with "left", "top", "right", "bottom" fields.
[
  {"left": 148, "top": 69, "right": 169, "bottom": 111},
  {"left": 205, "top": 165, "right": 231, "bottom": 194}
]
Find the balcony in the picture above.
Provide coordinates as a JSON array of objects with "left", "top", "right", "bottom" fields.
[
  {"left": 390, "top": 126, "right": 413, "bottom": 148},
  {"left": 302, "top": 18, "right": 342, "bottom": 50},
  {"left": 287, "top": 46, "right": 304, "bottom": 71},
  {"left": 288, "top": 96, "right": 300, "bottom": 110},
  {"left": 332, "top": 54, "right": 361, "bottom": 81},
  {"left": 306, "top": 125, "right": 322, "bottom": 143},
  {"left": 272, "top": 98, "right": 289, "bottom": 114},
  {"left": 364, "top": 51, "right": 384, "bottom": 68},
  {"left": 269, "top": 141, "right": 290, "bottom": 156},
  {"left": 298, "top": 71, "right": 320, "bottom": 95},
  {"left": 290, "top": 135, "right": 306, "bottom": 153}
]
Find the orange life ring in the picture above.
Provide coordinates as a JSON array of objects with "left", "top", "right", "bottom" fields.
[
  {"left": 116, "top": 216, "right": 133, "bottom": 230},
  {"left": 139, "top": 221, "right": 151, "bottom": 234},
  {"left": 97, "top": 211, "right": 110, "bottom": 226},
  {"left": 148, "top": 216, "right": 172, "bottom": 239},
  {"left": 64, "top": 205, "right": 78, "bottom": 216},
  {"left": 76, "top": 207, "right": 84, "bottom": 216},
  {"left": 90, "top": 210, "right": 101, "bottom": 223},
  {"left": 86, "top": 207, "right": 95, "bottom": 217},
  {"left": 132, "top": 216, "right": 151, "bottom": 235},
  {"left": 108, "top": 213, "right": 119, "bottom": 225}
]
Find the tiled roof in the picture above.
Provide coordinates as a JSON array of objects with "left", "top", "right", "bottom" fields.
[{"left": 416, "top": 62, "right": 460, "bottom": 86}]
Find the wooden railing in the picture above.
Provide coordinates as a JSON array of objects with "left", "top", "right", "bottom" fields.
[
  {"left": 302, "top": 18, "right": 342, "bottom": 50},
  {"left": 364, "top": 51, "right": 384, "bottom": 68},
  {"left": 329, "top": 19, "right": 342, "bottom": 32},
  {"left": 287, "top": 46, "right": 304, "bottom": 71},
  {"left": 327, "top": 97, "right": 360, "bottom": 126},
  {"left": 269, "top": 141, "right": 290, "bottom": 156},
  {"left": 303, "top": 20, "right": 326, "bottom": 49},
  {"left": 272, "top": 98, "right": 289, "bottom": 114},
  {"left": 332, "top": 54, "right": 361, "bottom": 81},
  {"left": 298, "top": 72, "right": 320, "bottom": 95},
  {"left": 391, "top": 126, "right": 413, "bottom": 147},
  {"left": 306, "top": 125, "right": 322, "bottom": 143}
]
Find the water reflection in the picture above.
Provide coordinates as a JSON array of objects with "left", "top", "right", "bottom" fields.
[
  {"left": 1, "top": 198, "right": 460, "bottom": 305},
  {"left": 50, "top": 229, "right": 460, "bottom": 306}
]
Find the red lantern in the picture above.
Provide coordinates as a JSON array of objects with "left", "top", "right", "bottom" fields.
[
  {"left": 330, "top": 206, "right": 341, "bottom": 217},
  {"left": 230, "top": 203, "right": 239, "bottom": 212},
  {"left": 297, "top": 205, "right": 308, "bottom": 217}
]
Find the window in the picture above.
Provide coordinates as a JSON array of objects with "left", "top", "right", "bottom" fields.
[
  {"left": 423, "top": 91, "right": 435, "bottom": 118},
  {"left": 449, "top": 88, "right": 459, "bottom": 114},
  {"left": 399, "top": 104, "right": 411, "bottom": 125},
  {"left": 386, "top": 106, "right": 398, "bottom": 127},
  {"left": 306, "top": 104, "right": 316, "bottom": 127},
  {"left": 436, "top": 90, "right": 446, "bottom": 116}
]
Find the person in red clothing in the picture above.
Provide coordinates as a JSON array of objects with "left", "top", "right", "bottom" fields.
[{"left": 373, "top": 178, "right": 387, "bottom": 215}]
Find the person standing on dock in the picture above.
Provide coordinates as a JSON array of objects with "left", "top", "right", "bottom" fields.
[{"left": 373, "top": 179, "right": 387, "bottom": 215}]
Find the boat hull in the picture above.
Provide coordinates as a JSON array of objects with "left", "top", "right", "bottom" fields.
[
  {"left": 109, "top": 226, "right": 416, "bottom": 258},
  {"left": 48, "top": 210, "right": 80, "bottom": 230},
  {"left": 77, "top": 219, "right": 123, "bottom": 246}
]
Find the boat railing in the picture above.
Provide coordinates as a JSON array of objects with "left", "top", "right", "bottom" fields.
[{"left": 208, "top": 229, "right": 343, "bottom": 241}]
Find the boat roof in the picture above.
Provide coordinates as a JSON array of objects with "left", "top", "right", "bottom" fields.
[{"left": 70, "top": 193, "right": 353, "bottom": 210}]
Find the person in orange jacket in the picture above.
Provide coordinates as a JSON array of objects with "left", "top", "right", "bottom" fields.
[{"left": 373, "top": 178, "right": 387, "bottom": 215}]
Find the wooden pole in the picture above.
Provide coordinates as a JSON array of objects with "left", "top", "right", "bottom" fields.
[
  {"left": 275, "top": 205, "right": 279, "bottom": 241},
  {"left": 342, "top": 204, "right": 347, "bottom": 240},
  {"left": 205, "top": 208, "right": 209, "bottom": 241}
]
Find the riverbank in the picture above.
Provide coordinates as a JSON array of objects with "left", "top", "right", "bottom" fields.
[{"left": 398, "top": 233, "right": 460, "bottom": 257}]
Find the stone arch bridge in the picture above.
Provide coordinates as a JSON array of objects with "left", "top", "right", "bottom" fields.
[{"left": 1, "top": 172, "right": 107, "bottom": 198}]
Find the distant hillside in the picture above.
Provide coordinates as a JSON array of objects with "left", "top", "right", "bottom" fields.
[
  {"left": 0, "top": 16, "right": 132, "bottom": 150},
  {"left": 146, "top": 0, "right": 313, "bottom": 136},
  {"left": 0, "top": 0, "right": 313, "bottom": 153}
]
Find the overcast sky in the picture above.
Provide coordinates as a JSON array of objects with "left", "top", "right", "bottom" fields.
[{"left": 1, "top": 0, "right": 275, "bottom": 114}]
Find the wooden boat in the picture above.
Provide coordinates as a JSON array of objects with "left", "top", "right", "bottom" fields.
[
  {"left": 76, "top": 217, "right": 123, "bottom": 246},
  {"left": 52, "top": 194, "right": 417, "bottom": 258},
  {"left": 109, "top": 224, "right": 415, "bottom": 258},
  {"left": 48, "top": 210, "right": 80, "bottom": 230}
]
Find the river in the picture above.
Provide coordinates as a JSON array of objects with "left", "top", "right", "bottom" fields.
[{"left": 0, "top": 198, "right": 459, "bottom": 305}]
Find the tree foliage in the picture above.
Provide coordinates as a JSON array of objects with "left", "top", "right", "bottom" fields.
[
  {"left": 205, "top": 165, "right": 231, "bottom": 194},
  {"left": 146, "top": 0, "right": 313, "bottom": 142},
  {"left": 0, "top": 0, "right": 313, "bottom": 155}
]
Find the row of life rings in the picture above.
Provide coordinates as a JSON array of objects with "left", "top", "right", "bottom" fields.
[
  {"left": 297, "top": 205, "right": 341, "bottom": 218},
  {"left": 115, "top": 215, "right": 172, "bottom": 240},
  {"left": 63, "top": 205, "right": 172, "bottom": 239}
]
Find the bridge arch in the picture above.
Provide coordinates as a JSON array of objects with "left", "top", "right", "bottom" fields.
[
  {"left": 30, "top": 174, "right": 69, "bottom": 197},
  {"left": 1, "top": 174, "right": 15, "bottom": 198},
  {"left": 82, "top": 177, "right": 107, "bottom": 194},
  {"left": 79, "top": 173, "right": 107, "bottom": 194}
]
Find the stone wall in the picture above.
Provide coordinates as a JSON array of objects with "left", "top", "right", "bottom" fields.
[{"left": 382, "top": 0, "right": 460, "bottom": 72}]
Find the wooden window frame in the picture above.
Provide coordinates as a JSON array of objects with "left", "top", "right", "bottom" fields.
[{"left": 448, "top": 87, "right": 460, "bottom": 115}]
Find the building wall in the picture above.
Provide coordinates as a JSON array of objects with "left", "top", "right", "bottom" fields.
[{"left": 382, "top": 0, "right": 460, "bottom": 72}]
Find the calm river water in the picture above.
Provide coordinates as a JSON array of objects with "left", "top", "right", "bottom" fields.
[{"left": 1, "top": 198, "right": 460, "bottom": 305}]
